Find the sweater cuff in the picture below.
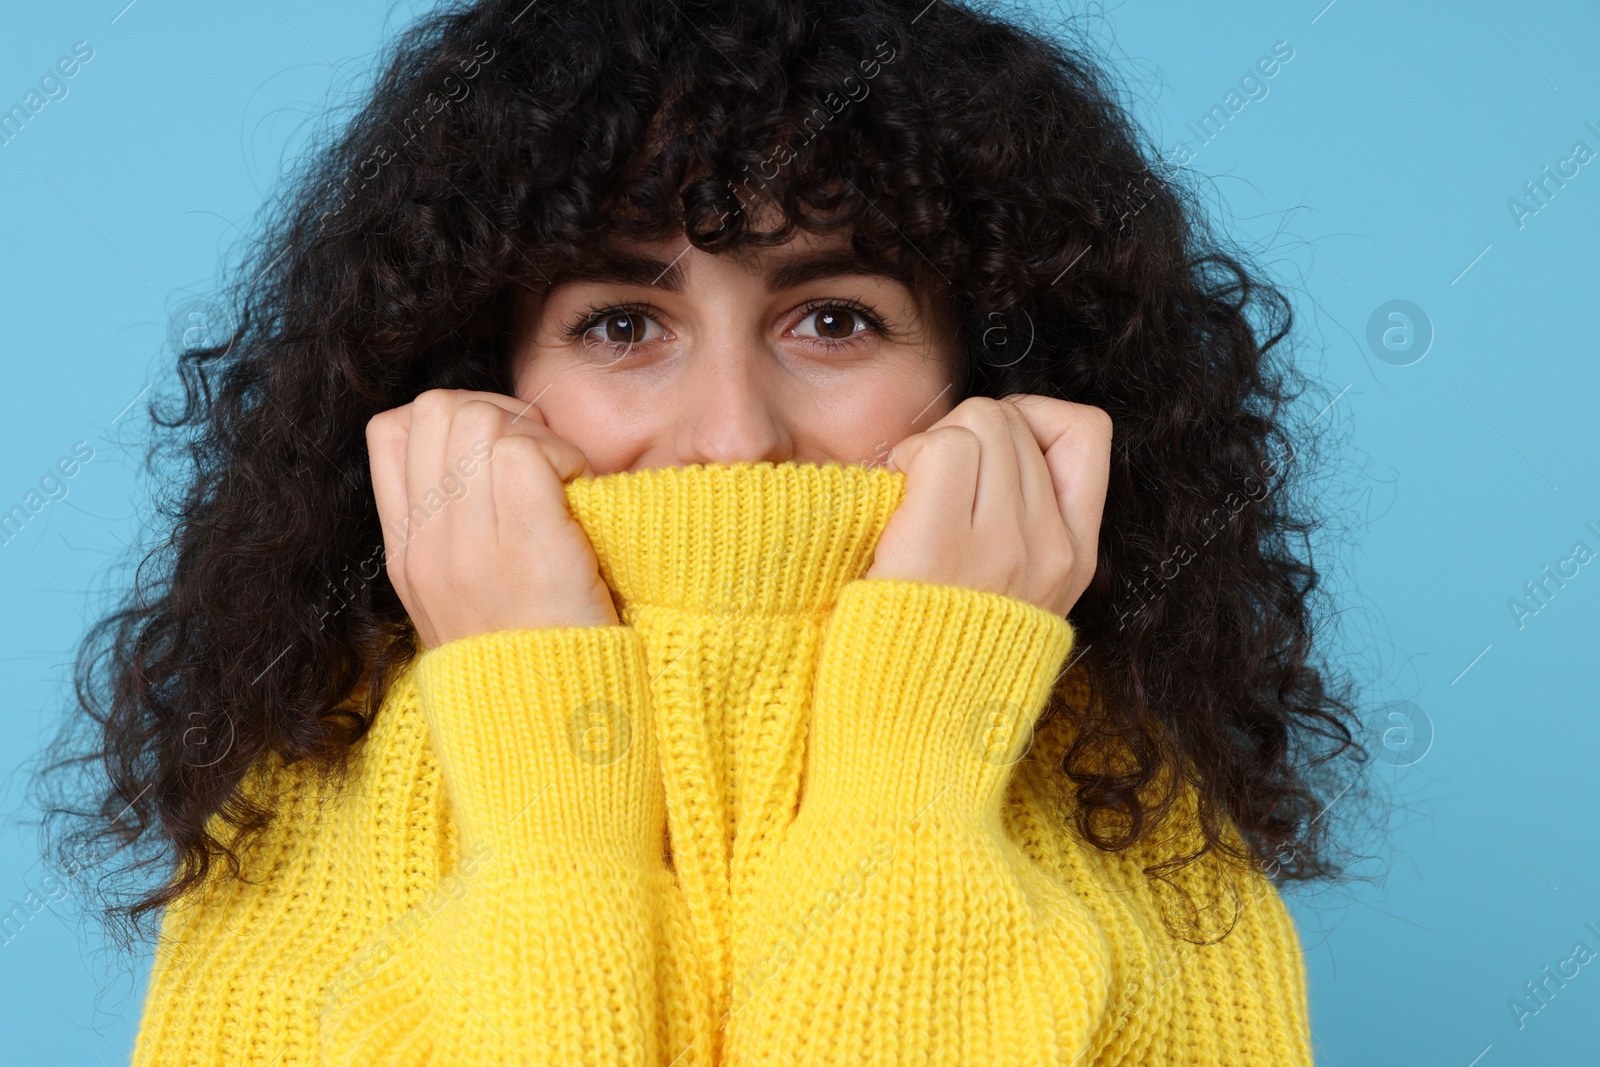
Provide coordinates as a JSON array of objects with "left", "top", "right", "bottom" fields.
[
  {"left": 413, "top": 626, "right": 663, "bottom": 861},
  {"left": 803, "top": 578, "right": 1075, "bottom": 822}
]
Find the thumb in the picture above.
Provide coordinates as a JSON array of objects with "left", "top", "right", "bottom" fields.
[{"left": 884, "top": 431, "right": 931, "bottom": 475}]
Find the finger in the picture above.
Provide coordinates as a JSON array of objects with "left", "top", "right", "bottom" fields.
[
  {"left": 886, "top": 424, "right": 983, "bottom": 537},
  {"left": 458, "top": 390, "right": 595, "bottom": 480},
  {"left": 442, "top": 399, "right": 503, "bottom": 560},
  {"left": 366, "top": 407, "right": 412, "bottom": 558},
  {"left": 1001, "top": 393, "right": 1113, "bottom": 555},
  {"left": 404, "top": 390, "right": 456, "bottom": 553},
  {"left": 474, "top": 389, "right": 552, "bottom": 429},
  {"left": 924, "top": 398, "right": 1022, "bottom": 524},
  {"left": 365, "top": 404, "right": 429, "bottom": 638},
  {"left": 996, "top": 398, "right": 1056, "bottom": 521},
  {"left": 488, "top": 432, "right": 570, "bottom": 547}
]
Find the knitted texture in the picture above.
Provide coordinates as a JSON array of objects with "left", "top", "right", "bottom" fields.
[{"left": 130, "top": 459, "right": 1314, "bottom": 1066}]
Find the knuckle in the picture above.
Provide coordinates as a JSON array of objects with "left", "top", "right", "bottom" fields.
[
  {"left": 401, "top": 550, "right": 430, "bottom": 591},
  {"left": 453, "top": 399, "right": 502, "bottom": 438},
  {"left": 366, "top": 407, "right": 402, "bottom": 443},
  {"left": 952, "top": 395, "right": 1005, "bottom": 422},
  {"left": 411, "top": 388, "right": 456, "bottom": 420},
  {"left": 947, "top": 396, "right": 1018, "bottom": 438},
  {"left": 1083, "top": 404, "right": 1114, "bottom": 440},
  {"left": 928, "top": 424, "right": 982, "bottom": 451},
  {"left": 444, "top": 552, "right": 484, "bottom": 590},
  {"left": 1048, "top": 542, "right": 1078, "bottom": 582},
  {"left": 491, "top": 433, "right": 542, "bottom": 464},
  {"left": 506, "top": 397, "right": 549, "bottom": 426},
  {"left": 491, "top": 436, "right": 555, "bottom": 486}
]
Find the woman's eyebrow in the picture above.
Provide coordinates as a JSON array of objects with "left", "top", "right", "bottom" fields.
[
  {"left": 542, "top": 254, "right": 681, "bottom": 292},
  {"left": 543, "top": 249, "right": 914, "bottom": 294},
  {"left": 765, "top": 250, "right": 914, "bottom": 292}
]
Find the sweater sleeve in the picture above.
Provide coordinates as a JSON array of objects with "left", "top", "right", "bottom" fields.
[
  {"left": 319, "top": 624, "right": 673, "bottom": 1067},
  {"left": 725, "top": 577, "right": 1111, "bottom": 1067}
]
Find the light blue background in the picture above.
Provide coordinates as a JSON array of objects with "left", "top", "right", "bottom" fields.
[{"left": 1, "top": 1, "right": 1595, "bottom": 1063}]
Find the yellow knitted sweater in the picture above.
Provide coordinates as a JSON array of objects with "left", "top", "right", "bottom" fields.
[{"left": 131, "top": 460, "right": 1313, "bottom": 1066}]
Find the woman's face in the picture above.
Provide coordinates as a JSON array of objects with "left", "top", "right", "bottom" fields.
[{"left": 511, "top": 222, "right": 961, "bottom": 475}]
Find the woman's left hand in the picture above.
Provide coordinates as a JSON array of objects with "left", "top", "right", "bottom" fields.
[{"left": 864, "top": 393, "right": 1112, "bottom": 619}]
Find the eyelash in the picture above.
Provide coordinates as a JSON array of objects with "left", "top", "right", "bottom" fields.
[{"left": 559, "top": 298, "right": 891, "bottom": 357}]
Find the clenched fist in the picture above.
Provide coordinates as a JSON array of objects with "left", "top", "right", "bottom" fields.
[
  {"left": 865, "top": 394, "right": 1112, "bottom": 619},
  {"left": 366, "top": 389, "right": 619, "bottom": 649}
]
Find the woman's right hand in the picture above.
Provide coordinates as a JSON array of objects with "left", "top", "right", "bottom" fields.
[{"left": 366, "top": 388, "right": 619, "bottom": 649}]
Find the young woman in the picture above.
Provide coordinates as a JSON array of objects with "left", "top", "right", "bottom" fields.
[{"left": 45, "top": 0, "right": 1368, "bottom": 1063}]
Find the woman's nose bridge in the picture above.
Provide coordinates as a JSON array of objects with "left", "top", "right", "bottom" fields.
[{"left": 670, "top": 322, "right": 786, "bottom": 461}]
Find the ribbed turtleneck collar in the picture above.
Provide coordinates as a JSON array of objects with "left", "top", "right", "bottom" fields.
[{"left": 562, "top": 461, "right": 907, "bottom": 617}]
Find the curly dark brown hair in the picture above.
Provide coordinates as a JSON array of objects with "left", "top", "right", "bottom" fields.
[{"left": 40, "top": 0, "right": 1375, "bottom": 944}]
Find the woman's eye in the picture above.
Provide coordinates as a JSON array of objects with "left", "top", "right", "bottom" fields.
[
  {"left": 793, "top": 305, "right": 873, "bottom": 342},
  {"left": 582, "top": 310, "right": 664, "bottom": 347}
]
